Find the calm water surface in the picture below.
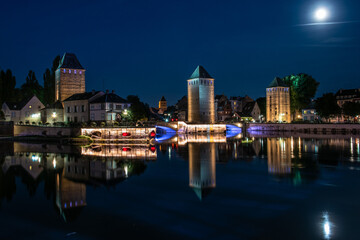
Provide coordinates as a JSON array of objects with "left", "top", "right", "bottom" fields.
[{"left": 0, "top": 135, "right": 360, "bottom": 240}]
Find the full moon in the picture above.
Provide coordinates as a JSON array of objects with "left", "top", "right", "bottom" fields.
[{"left": 315, "top": 8, "right": 329, "bottom": 21}]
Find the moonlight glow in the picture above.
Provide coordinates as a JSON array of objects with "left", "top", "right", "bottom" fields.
[{"left": 315, "top": 8, "right": 329, "bottom": 21}]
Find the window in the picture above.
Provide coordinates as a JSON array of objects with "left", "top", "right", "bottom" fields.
[
  {"left": 90, "top": 113, "right": 95, "bottom": 120},
  {"left": 63, "top": 69, "right": 66, "bottom": 73},
  {"left": 82, "top": 105, "right": 85, "bottom": 112},
  {"left": 101, "top": 103, "right": 105, "bottom": 110},
  {"left": 67, "top": 106, "right": 71, "bottom": 113},
  {"left": 80, "top": 71, "right": 82, "bottom": 74},
  {"left": 74, "top": 70, "right": 77, "bottom": 74},
  {"left": 109, "top": 103, "right": 113, "bottom": 109},
  {"left": 74, "top": 106, "right": 78, "bottom": 113},
  {"left": 11, "top": 112, "right": 16, "bottom": 117},
  {"left": 116, "top": 104, "right": 122, "bottom": 110},
  {"left": 81, "top": 116, "right": 85, "bottom": 122},
  {"left": 29, "top": 105, "right": 32, "bottom": 109},
  {"left": 101, "top": 113, "right": 105, "bottom": 120},
  {"left": 74, "top": 117, "right": 78, "bottom": 122},
  {"left": 67, "top": 117, "right": 71, "bottom": 122},
  {"left": 69, "top": 69, "right": 71, "bottom": 73},
  {"left": 90, "top": 105, "right": 94, "bottom": 110},
  {"left": 25, "top": 111, "right": 30, "bottom": 117}
]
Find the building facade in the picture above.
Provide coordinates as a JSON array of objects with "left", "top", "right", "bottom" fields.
[
  {"left": 266, "top": 77, "right": 291, "bottom": 123},
  {"left": 55, "top": 53, "right": 86, "bottom": 102},
  {"left": 335, "top": 88, "right": 360, "bottom": 107},
  {"left": 63, "top": 91, "right": 104, "bottom": 123},
  {"left": 89, "top": 91, "right": 130, "bottom": 122},
  {"left": 2, "top": 95, "right": 45, "bottom": 124},
  {"left": 187, "top": 65, "right": 215, "bottom": 123},
  {"left": 158, "top": 96, "right": 167, "bottom": 114},
  {"left": 40, "top": 101, "right": 64, "bottom": 124}
]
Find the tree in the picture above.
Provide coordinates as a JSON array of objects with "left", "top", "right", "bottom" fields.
[
  {"left": 0, "top": 69, "right": 17, "bottom": 104},
  {"left": 283, "top": 73, "right": 319, "bottom": 118},
  {"left": 342, "top": 102, "right": 360, "bottom": 120},
  {"left": 126, "top": 95, "right": 148, "bottom": 122},
  {"left": 256, "top": 97, "right": 266, "bottom": 116},
  {"left": 43, "top": 55, "right": 60, "bottom": 105},
  {"left": 21, "top": 70, "right": 44, "bottom": 102},
  {"left": 315, "top": 93, "right": 341, "bottom": 122}
]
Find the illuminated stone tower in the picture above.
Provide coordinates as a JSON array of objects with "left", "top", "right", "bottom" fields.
[
  {"left": 158, "top": 96, "right": 167, "bottom": 112},
  {"left": 187, "top": 65, "right": 215, "bottom": 123},
  {"left": 189, "top": 143, "right": 216, "bottom": 200},
  {"left": 55, "top": 53, "right": 86, "bottom": 102},
  {"left": 266, "top": 77, "right": 290, "bottom": 123}
]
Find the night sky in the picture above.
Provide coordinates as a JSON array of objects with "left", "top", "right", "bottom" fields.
[{"left": 0, "top": 0, "right": 359, "bottom": 106}]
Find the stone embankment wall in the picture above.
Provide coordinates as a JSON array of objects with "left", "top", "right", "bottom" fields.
[
  {"left": 247, "top": 123, "right": 360, "bottom": 134},
  {"left": 0, "top": 121, "right": 14, "bottom": 136},
  {"left": 13, "top": 125, "right": 80, "bottom": 137}
]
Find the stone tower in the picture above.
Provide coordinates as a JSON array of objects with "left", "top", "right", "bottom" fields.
[
  {"left": 266, "top": 77, "right": 291, "bottom": 123},
  {"left": 187, "top": 65, "right": 215, "bottom": 123},
  {"left": 158, "top": 96, "right": 167, "bottom": 111},
  {"left": 55, "top": 53, "right": 85, "bottom": 102}
]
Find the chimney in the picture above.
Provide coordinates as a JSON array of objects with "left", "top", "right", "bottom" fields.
[
  {"left": 112, "top": 90, "right": 115, "bottom": 94},
  {"left": 92, "top": 89, "right": 95, "bottom": 95},
  {"left": 106, "top": 89, "right": 109, "bottom": 94}
]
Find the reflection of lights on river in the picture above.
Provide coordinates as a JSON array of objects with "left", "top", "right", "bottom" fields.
[
  {"left": 52, "top": 157, "right": 56, "bottom": 169},
  {"left": 322, "top": 212, "right": 332, "bottom": 239},
  {"left": 124, "top": 165, "right": 128, "bottom": 177}
]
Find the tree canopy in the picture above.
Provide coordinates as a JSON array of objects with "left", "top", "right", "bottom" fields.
[
  {"left": 315, "top": 93, "right": 341, "bottom": 121},
  {"left": 0, "top": 69, "right": 17, "bottom": 104},
  {"left": 342, "top": 102, "right": 360, "bottom": 118},
  {"left": 126, "top": 95, "right": 148, "bottom": 122},
  {"left": 282, "top": 73, "right": 319, "bottom": 115},
  {"left": 21, "top": 70, "right": 44, "bottom": 102}
]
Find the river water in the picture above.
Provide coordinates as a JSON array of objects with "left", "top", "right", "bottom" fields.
[{"left": 0, "top": 134, "right": 360, "bottom": 239}]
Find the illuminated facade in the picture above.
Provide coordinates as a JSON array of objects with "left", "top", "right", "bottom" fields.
[
  {"left": 266, "top": 77, "right": 290, "bottom": 123},
  {"left": 187, "top": 65, "right": 215, "bottom": 123},
  {"left": 2, "top": 95, "right": 45, "bottom": 124},
  {"left": 55, "top": 53, "right": 86, "bottom": 102},
  {"left": 158, "top": 96, "right": 167, "bottom": 113},
  {"left": 189, "top": 143, "right": 216, "bottom": 200}
]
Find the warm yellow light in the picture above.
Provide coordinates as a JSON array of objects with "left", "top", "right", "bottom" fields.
[{"left": 52, "top": 112, "right": 57, "bottom": 118}]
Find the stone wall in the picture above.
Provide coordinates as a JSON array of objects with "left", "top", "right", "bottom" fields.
[{"left": 14, "top": 125, "right": 80, "bottom": 137}]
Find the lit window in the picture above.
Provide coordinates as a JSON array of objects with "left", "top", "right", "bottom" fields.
[
  {"left": 69, "top": 69, "right": 71, "bottom": 73},
  {"left": 80, "top": 71, "right": 82, "bottom": 74},
  {"left": 74, "top": 70, "right": 77, "bottom": 74},
  {"left": 29, "top": 105, "right": 32, "bottom": 109}
]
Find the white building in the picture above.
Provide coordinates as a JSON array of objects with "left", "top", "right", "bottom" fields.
[
  {"left": 89, "top": 91, "right": 130, "bottom": 122},
  {"left": 2, "top": 95, "right": 45, "bottom": 124}
]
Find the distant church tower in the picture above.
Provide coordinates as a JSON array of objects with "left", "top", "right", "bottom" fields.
[
  {"left": 55, "top": 53, "right": 85, "bottom": 102},
  {"left": 266, "top": 77, "right": 291, "bottom": 123},
  {"left": 158, "top": 96, "right": 167, "bottom": 112},
  {"left": 187, "top": 65, "right": 215, "bottom": 123}
]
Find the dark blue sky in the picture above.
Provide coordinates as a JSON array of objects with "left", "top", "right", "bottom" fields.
[{"left": 0, "top": 0, "right": 359, "bottom": 106}]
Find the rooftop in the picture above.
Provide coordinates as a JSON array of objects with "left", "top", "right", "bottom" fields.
[
  {"left": 90, "top": 93, "right": 128, "bottom": 104},
  {"left": 63, "top": 91, "right": 102, "bottom": 101},
  {"left": 4, "top": 95, "right": 38, "bottom": 110},
  {"left": 160, "top": 96, "right": 166, "bottom": 101},
  {"left": 267, "top": 77, "right": 288, "bottom": 88},
  {"left": 57, "top": 53, "right": 84, "bottom": 70},
  {"left": 189, "top": 65, "right": 213, "bottom": 79}
]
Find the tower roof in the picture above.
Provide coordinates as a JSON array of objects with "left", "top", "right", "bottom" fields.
[
  {"left": 189, "top": 65, "right": 213, "bottom": 79},
  {"left": 160, "top": 96, "right": 166, "bottom": 101},
  {"left": 267, "top": 77, "right": 288, "bottom": 88},
  {"left": 57, "top": 53, "right": 84, "bottom": 70}
]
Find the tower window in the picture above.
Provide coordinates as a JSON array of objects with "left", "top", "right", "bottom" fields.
[
  {"left": 80, "top": 71, "right": 82, "bottom": 74},
  {"left": 74, "top": 70, "right": 77, "bottom": 74},
  {"left": 63, "top": 69, "right": 66, "bottom": 73},
  {"left": 69, "top": 69, "right": 71, "bottom": 73}
]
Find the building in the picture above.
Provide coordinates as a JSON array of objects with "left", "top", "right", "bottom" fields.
[
  {"left": 266, "top": 77, "right": 290, "bottom": 123},
  {"left": 335, "top": 88, "right": 360, "bottom": 107},
  {"left": 63, "top": 91, "right": 104, "bottom": 123},
  {"left": 234, "top": 101, "right": 261, "bottom": 122},
  {"left": 158, "top": 96, "right": 167, "bottom": 114},
  {"left": 229, "top": 95, "right": 254, "bottom": 113},
  {"left": 40, "top": 101, "right": 64, "bottom": 124},
  {"left": 302, "top": 101, "right": 319, "bottom": 122},
  {"left": 2, "top": 95, "right": 45, "bottom": 124},
  {"left": 55, "top": 53, "right": 86, "bottom": 102},
  {"left": 89, "top": 91, "right": 130, "bottom": 122},
  {"left": 187, "top": 65, "right": 215, "bottom": 123}
]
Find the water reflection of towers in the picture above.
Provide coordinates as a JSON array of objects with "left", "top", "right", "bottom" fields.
[
  {"left": 267, "top": 138, "right": 292, "bottom": 174},
  {"left": 189, "top": 143, "right": 216, "bottom": 200}
]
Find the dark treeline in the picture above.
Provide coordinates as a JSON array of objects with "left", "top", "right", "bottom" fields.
[{"left": 0, "top": 55, "right": 60, "bottom": 107}]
